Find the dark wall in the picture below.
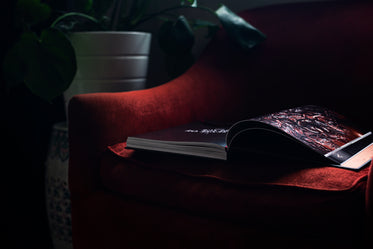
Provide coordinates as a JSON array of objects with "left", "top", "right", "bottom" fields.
[{"left": 1, "top": 1, "right": 67, "bottom": 248}]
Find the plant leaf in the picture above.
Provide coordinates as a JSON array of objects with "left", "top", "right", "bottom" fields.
[
  {"left": 3, "top": 29, "right": 77, "bottom": 102},
  {"left": 92, "top": 0, "right": 113, "bottom": 19},
  {"left": 165, "top": 52, "right": 195, "bottom": 79},
  {"left": 2, "top": 37, "right": 29, "bottom": 88},
  {"left": 16, "top": 0, "right": 51, "bottom": 26},
  {"left": 52, "top": 12, "right": 102, "bottom": 32},
  {"left": 129, "top": 0, "right": 152, "bottom": 27},
  {"left": 74, "top": 0, "right": 94, "bottom": 13},
  {"left": 29, "top": 29, "right": 76, "bottom": 101},
  {"left": 158, "top": 15, "right": 195, "bottom": 56},
  {"left": 191, "top": 19, "right": 219, "bottom": 38},
  {"left": 181, "top": 0, "right": 197, "bottom": 6},
  {"left": 215, "top": 5, "right": 266, "bottom": 51}
]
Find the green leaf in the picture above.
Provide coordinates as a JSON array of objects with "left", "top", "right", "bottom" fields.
[
  {"left": 158, "top": 15, "right": 195, "bottom": 56},
  {"left": 128, "top": 0, "right": 152, "bottom": 27},
  {"left": 92, "top": 0, "right": 113, "bottom": 19},
  {"left": 181, "top": 0, "right": 197, "bottom": 7},
  {"left": 2, "top": 37, "right": 28, "bottom": 88},
  {"left": 215, "top": 5, "right": 266, "bottom": 51},
  {"left": 191, "top": 19, "right": 219, "bottom": 38},
  {"left": 3, "top": 29, "right": 77, "bottom": 102},
  {"left": 51, "top": 12, "right": 101, "bottom": 32},
  {"left": 29, "top": 29, "right": 76, "bottom": 101},
  {"left": 165, "top": 52, "right": 195, "bottom": 79},
  {"left": 74, "top": 0, "right": 94, "bottom": 13},
  {"left": 16, "top": 0, "right": 51, "bottom": 26}
]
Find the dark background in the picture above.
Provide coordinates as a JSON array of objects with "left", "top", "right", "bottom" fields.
[{"left": 1, "top": 1, "right": 70, "bottom": 248}]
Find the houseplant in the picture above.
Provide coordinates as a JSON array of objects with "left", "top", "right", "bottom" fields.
[{"left": 3, "top": 0, "right": 266, "bottom": 102}]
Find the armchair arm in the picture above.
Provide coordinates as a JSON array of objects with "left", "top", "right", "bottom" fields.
[
  {"left": 67, "top": 46, "right": 253, "bottom": 198},
  {"left": 67, "top": 81, "right": 197, "bottom": 199}
]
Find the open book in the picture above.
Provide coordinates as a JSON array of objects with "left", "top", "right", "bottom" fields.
[{"left": 126, "top": 105, "right": 373, "bottom": 170}]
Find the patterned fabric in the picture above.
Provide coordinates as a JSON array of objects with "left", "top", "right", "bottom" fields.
[
  {"left": 252, "top": 105, "right": 363, "bottom": 154},
  {"left": 46, "top": 177, "right": 72, "bottom": 244},
  {"left": 45, "top": 123, "right": 72, "bottom": 249}
]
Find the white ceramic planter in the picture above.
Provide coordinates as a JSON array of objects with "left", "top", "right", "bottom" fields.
[{"left": 63, "top": 31, "right": 152, "bottom": 113}]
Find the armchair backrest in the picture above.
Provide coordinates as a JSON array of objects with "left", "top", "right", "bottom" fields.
[{"left": 183, "top": 0, "right": 373, "bottom": 128}]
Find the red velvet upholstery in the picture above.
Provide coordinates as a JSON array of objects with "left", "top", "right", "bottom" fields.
[{"left": 69, "top": 1, "right": 373, "bottom": 248}]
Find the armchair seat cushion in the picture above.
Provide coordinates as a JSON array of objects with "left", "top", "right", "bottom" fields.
[{"left": 99, "top": 142, "right": 370, "bottom": 246}]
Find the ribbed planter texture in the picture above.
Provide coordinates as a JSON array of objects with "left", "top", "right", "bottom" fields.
[{"left": 63, "top": 31, "right": 151, "bottom": 113}]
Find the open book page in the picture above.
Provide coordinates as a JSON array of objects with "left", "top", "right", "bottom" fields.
[
  {"left": 131, "top": 122, "right": 228, "bottom": 147},
  {"left": 126, "top": 122, "right": 229, "bottom": 160},
  {"left": 250, "top": 105, "right": 364, "bottom": 155},
  {"left": 249, "top": 105, "right": 372, "bottom": 169}
]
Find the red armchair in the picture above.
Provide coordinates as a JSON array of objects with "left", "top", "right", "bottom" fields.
[{"left": 68, "top": 1, "right": 373, "bottom": 248}]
